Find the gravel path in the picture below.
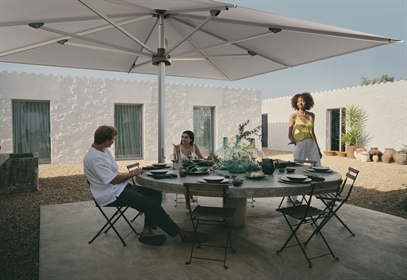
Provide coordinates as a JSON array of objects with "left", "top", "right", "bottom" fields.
[{"left": 1, "top": 150, "right": 406, "bottom": 279}]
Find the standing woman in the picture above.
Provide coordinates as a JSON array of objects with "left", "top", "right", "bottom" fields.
[
  {"left": 173, "top": 130, "right": 205, "bottom": 213},
  {"left": 288, "top": 92, "right": 322, "bottom": 204}
]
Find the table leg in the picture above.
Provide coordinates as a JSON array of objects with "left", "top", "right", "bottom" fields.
[{"left": 226, "top": 197, "right": 247, "bottom": 227}]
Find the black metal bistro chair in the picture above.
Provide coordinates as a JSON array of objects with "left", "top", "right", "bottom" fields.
[
  {"left": 276, "top": 179, "right": 342, "bottom": 268},
  {"left": 278, "top": 159, "right": 317, "bottom": 208},
  {"left": 86, "top": 177, "right": 138, "bottom": 246},
  {"left": 184, "top": 182, "right": 236, "bottom": 269},
  {"left": 314, "top": 167, "right": 360, "bottom": 236}
]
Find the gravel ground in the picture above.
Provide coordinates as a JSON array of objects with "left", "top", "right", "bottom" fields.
[{"left": 1, "top": 150, "right": 406, "bottom": 279}]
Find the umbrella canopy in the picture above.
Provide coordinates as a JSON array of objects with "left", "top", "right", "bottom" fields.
[{"left": 0, "top": 0, "right": 400, "bottom": 162}]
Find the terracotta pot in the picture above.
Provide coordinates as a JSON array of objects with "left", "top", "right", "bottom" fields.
[
  {"left": 324, "top": 150, "right": 337, "bottom": 156},
  {"left": 395, "top": 153, "right": 407, "bottom": 165},
  {"left": 354, "top": 148, "right": 363, "bottom": 160},
  {"left": 372, "top": 155, "right": 379, "bottom": 162},
  {"left": 346, "top": 145, "right": 359, "bottom": 159},
  {"left": 368, "top": 147, "right": 382, "bottom": 161},
  {"left": 360, "top": 152, "right": 369, "bottom": 162},
  {"left": 337, "top": 151, "right": 347, "bottom": 157},
  {"left": 392, "top": 151, "right": 399, "bottom": 162},
  {"left": 382, "top": 148, "right": 396, "bottom": 163}
]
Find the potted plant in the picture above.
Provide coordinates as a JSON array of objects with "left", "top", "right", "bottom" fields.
[
  {"left": 395, "top": 144, "right": 407, "bottom": 165},
  {"left": 340, "top": 105, "right": 367, "bottom": 159}
]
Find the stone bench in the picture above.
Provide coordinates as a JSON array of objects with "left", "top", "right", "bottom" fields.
[{"left": 0, "top": 153, "right": 39, "bottom": 194}]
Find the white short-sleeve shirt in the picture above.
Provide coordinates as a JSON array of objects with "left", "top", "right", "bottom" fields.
[{"left": 83, "top": 146, "right": 127, "bottom": 206}]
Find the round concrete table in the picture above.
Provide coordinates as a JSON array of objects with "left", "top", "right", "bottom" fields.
[{"left": 136, "top": 165, "right": 342, "bottom": 227}]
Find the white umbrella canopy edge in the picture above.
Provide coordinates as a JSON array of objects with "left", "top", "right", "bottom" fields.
[{"left": 0, "top": 0, "right": 402, "bottom": 162}]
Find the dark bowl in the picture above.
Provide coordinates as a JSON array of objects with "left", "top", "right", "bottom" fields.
[
  {"left": 286, "top": 168, "right": 296, "bottom": 173},
  {"left": 276, "top": 162, "right": 288, "bottom": 169}
]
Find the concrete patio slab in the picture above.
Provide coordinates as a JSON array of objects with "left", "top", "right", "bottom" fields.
[{"left": 39, "top": 194, "right": 407, "bottom": 280}]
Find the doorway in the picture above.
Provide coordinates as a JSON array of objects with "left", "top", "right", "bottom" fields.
[
  {"left": 329, "top": 109, "right": 344, "bottom": 151},
  {"left": 261, "top": 114, "right": 268, "bottom": 147}
]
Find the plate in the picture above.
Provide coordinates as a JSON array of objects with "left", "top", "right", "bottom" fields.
[
  {"left": 149, "top": 169, "right": 169, "bottom": 175},
  {"left": 198, "top": 178, "right": 229, "bottom": 184},
  {"left": 203, "top": 176, "right": 225, "bottom": 183},
  {"left": 245, "top": 174, "right": 267, "bottom": 179},
  {"left": 152, "top": 163, "right": 168, "bottom": 168},
  {"left": 280, "top": 176, "right": 312, "bottom": 183},
  {"left": 308, "top": 168, "right": 333, "bottom": 173},
  {"left": 146, "top": 171, "right": 173, "bottom": 176},
  {"left": 312, "top": 166, "right": 330, "bottom": 172},
  {"left": 286, "top": 174, "right": 308, "bottom": 181}
]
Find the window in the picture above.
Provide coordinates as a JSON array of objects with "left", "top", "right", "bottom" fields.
[
  {"left": 12, "top": 101, "right": 51, "bottom": 163},
  {"left": 114, "top": 104, "right": 143, "bottom": 159},
  {"left": 193, "top": 107, "right": 214, "bottom": 156}
]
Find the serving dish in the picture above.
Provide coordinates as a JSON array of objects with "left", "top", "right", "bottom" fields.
[
  {"left": 286, "top": 174, "right": 308, "bottom": 181},
  {"left": 203, "top": 176, "right": 225, "bottom": 183},
  {"left": 280, "top": 176, "right": 312, "bottom": 183},
  {"left": 149, "top": 169, "right": 169, "bottom": 175},
  {"left": 152, "top": 163, "right": 168, "bottom": 168}
]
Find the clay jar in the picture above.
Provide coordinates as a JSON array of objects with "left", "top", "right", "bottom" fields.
[
  {"left": 395, "top": 153, "right": 407, "bottom": 165},
  {"left": 368, "top": 147, "right": 382, "bottom": 161},
  {"left": 382, "top": 148, "right": 396, "bottom": 163}
]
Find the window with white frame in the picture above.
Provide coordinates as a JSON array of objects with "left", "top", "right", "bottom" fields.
[
  {"left": 193, "top": 107, "right": 214, "bottom": 156},
  {"left": 114, "top": 104, "right": 143, "bottom": 159},
  {"left": 12, "top": 100, "right": 51, "bottom": 163}
]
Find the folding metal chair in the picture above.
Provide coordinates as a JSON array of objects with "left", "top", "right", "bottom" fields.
[
  {"left": 88, "top": 198, "right": 138, "bottom": 246},
  {"left": 277, "top": 159, "right": 317, "bottom": 208},
  {"left": 86, "top": 176, "right": 138, "bottom": 246},
  {"left": 314, "top": 167, "right": 360, "bottom": 236},
  {"left": 276, "top": 180, "right": 342, "bottom": 268},
  {"left": 184, "top": 183, "right": 236, "bottom": 269},
  {"left": 126, "top": 162, "right": 144, "bottom": 222}
]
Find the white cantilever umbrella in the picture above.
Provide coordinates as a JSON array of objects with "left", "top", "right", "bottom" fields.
[{"left": 0, "top": 0, "right": 401, "bottom": 162}]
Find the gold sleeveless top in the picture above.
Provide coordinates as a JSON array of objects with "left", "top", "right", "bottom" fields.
[{"left": 293, "top": 114, "right": 315, "bottom": 142}]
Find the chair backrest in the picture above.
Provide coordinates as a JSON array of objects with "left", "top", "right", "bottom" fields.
[
  {"left": 339, "top": 167, "right": 359, "bottom": 199},
  {"left": 184, "top": 183, "right": 230, "bottom": 206},
  {"left": 295, "top": 159, "right": 317, "bottom": 166},
  {"left": 311, "top": 180, "right": 343, "bottom": 197},
  {"left": 126, "top": 162, "right": 140, "bottom": 185}
]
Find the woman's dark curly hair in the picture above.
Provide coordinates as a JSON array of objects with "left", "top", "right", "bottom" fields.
[{"left": 291, "top": 92, "right": 315, "bottom": 111}]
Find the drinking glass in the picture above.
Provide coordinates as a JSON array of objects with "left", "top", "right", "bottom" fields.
[
  {"left": 186, "top": 150, "right": 192, "bottom": 162},
  {"left": 170, "top": 154, "right": 176, "bottom": 170}
]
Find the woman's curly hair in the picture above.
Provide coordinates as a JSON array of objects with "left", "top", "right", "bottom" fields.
[{"left": 291, "top": 92, "right": 315, "bottom": 111}]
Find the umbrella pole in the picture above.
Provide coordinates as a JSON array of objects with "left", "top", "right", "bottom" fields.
[
  {"left": 157, "top": 12, "right": 166, "bottom": 164},
  {"left": 158, "top": 61, "right": 165, "bottom": 163}
]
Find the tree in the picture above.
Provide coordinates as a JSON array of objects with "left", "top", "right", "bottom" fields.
[{"left": 361, "top": 74, "right": 394, "bottom": 86}]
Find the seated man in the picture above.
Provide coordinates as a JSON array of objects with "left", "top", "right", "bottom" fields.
[{"left": 84, "top": 125, "right": 209, "bottom": 246}]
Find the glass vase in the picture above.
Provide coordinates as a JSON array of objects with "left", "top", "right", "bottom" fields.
[
  {"left": 213, "top": 137, "right": 233, "bottom": 170},
  {"left": 225, "top": 137, "right": 251, "bottom": 173}
]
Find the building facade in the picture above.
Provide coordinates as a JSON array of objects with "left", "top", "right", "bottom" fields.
[
  {"left": 0, "top": 72, "right": 262, "bottom": 164},
  {"left": 262, "top": 80, "right": 407, "bottom": 154}
]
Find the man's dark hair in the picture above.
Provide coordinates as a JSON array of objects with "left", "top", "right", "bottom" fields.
[{"left": 94, "top": 125, "right": 118, "bottom": 144}]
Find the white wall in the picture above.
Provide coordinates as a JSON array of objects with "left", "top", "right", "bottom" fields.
[
  {"left": 262, "top": 80, "right": 407, "bottom": 153},
  {"left": 0, "top": 71, "right": 262, "bottom": 164}
]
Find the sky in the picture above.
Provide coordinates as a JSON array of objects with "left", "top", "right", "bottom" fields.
[{"left": 0, "top": 0, "right": 406, "bottom": 99}]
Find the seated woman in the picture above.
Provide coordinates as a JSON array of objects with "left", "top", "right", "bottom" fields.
[{"left": 173, "top": 130, "right": 206, "bottom": 213}]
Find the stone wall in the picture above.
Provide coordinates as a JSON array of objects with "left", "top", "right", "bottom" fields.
[
  {"left": 262, "top": 80, "right": 407, "bottom": 153},
  {"left": 0, "top": 153, "right": 39, "bottom": 194},
  {"left": 0, "top": 71, "right": 262, "bottom": 164}
]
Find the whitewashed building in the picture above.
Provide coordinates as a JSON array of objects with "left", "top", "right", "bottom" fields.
[
  {"left": 1, "top": 72, "right": 405, "bottom": 165},
  {"left": 0, "top": 72, "right": 262, "bottom": 164},
  {"left": 262, "top": 79, "right": 407, "bottom": 154}
]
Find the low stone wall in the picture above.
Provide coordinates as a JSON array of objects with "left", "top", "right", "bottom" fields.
[{"left": 0, "top": 153, "right": 39, "bottom": 194}]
